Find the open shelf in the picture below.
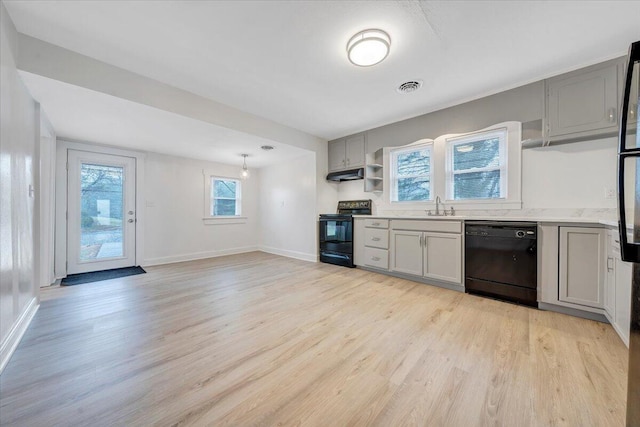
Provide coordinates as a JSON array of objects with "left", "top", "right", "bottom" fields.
[{"left": 364, "top": 149, "right": 384, "bottom": 193}]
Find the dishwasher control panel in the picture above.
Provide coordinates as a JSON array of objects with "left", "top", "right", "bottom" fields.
[{"left": 465, "top": 221, "right": 537, "bottom": 240}]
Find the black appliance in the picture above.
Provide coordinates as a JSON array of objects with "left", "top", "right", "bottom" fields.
[
  {"left": 326, "top": 168, "right": 364, "bottom": 182},
  {"left": 616, "top": 40, "right": 640, "bottom": 426},
  {"left": 319, "top": 200, "right": 372, "bottom": 267},
  {"left": 465, "top": 221, "right": 538, "bottom": 307}
]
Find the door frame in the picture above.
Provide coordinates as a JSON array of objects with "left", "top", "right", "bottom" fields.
[
  {"left": 55, "top": 140, "right": 145, "bottom": 279},
  {"left": 67, "top": 150, "right": 137, "bottom": 274}
]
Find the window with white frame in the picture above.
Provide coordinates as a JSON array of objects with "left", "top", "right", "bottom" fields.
[
  {"left": 210, "top": 177, "right": 241, "bottom": 216},
  {"left": 445, "top": 128, "right": 507, "bottom": 200},
  {"left": 390, "top": 144, "right": 433, "bottom": 202}
]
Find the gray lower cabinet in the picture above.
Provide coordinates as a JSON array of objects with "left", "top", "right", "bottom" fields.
[
  {"left": 328, "top": 134, "right": 366, "bottom": 172},
  {"left": 390, "top": 221, "right": 462, "bottom": 285},
  {"left": 355, "top": 218, "right": 462, "bottom": 286},
  {"left": 390, "top": 230, "right": 423, "bottom": 276},
  {"left": 558, "top": 227, "right": 605, "bottom": 308},
  {"left": 423, "top": 233, "right": 462, "bottom": 284},
  {"left": 540, "top": 224, "right": 629, "bottom": 345},
  {"left": 354, "top": 218, "right": 389, "bottom": 270},
  {"left": 546, "top": 58, "right": 622, "bottom": 141},
  {"left": 605, "top": 234, "right": 616, "bottom": 316},
  {"left": 614, "top": 257, "right": 632, "bottom": 346},
  {"left": 605, "top": 228, "right": 632, "bottom": 346}
]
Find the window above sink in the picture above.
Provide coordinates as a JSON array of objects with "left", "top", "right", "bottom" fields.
[{"left": 388, "top": 121, "right": 522, "bottom": 211}]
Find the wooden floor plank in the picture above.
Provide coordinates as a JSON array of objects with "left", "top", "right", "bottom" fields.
[{"left": 0, "top": 252, "right": 628, "bottom": 426}]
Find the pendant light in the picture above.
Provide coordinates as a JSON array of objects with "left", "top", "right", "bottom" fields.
[
  {"left": 347, "top": 29, "right": 391, "bottom": 67},
  {"left": 240, "top": 154, "right": 250, "bottom": 180}
]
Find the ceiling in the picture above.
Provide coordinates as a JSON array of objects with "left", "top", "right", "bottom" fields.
[
  {"left": 5, "top": 1, "right": 640, "bottom": 159},
  {"left": 20, "top": 72, "right": 309, "bottom": 167}
]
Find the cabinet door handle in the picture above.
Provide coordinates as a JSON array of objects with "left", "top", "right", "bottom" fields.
[
  {"left": 371, "top": 256, "right": 380, "bottom": 261},
  {"left": 419, "top": 235, "right": 423, "bottom": 247},
  {"left": 371, "top": 237, "right": 381, "bottom": 241},
  {"left": 371, "top": 222, "right": 380, "bottom": 226},
  {"left": 607, "top": 257, "right": 614, "bottom": 272},
  {"left": 609, "top": 107, "right": 616, "bottom": 123},
  {"left": 346, "top": 158, "right": 350, "bottom": 165}
]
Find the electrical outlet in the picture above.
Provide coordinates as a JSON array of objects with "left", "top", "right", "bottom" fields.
[{"left": 604, "top": 187, "right": 615, "bottom": 199}]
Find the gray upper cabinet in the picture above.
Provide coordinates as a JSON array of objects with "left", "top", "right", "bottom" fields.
[
  {"left": 546, "top": 59, "right": 622, "bottom": 141},
  {"left": 345, "top": 135, "right": 366, "bottom": 168},
  {"left": 328, "top": 134, "right": 366, "bottom": 172},
  {"left": 328, "top": 139, "right": 346, "bottom": 172}
]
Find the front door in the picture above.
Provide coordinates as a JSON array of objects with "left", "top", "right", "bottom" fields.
[{"left": 67, "top": 150, "right": 136, "bottom": 274}]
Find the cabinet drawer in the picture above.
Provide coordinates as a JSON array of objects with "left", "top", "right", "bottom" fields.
[
  {"left": 364, "top": 228, "right": 388, "bottom": 249},
  {"left": 391, "top": 219, "right": 461, "bottom": 233},
  {"left": 364, "top": 247, "right": 388, "bottom": 270},
  {"left": 364, "top": 219, "right": 389, "bottom": 229}
]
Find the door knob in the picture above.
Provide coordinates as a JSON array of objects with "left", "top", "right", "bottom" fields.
[{"left": 128, "top": 219, "right": 134, "bottom": 223}]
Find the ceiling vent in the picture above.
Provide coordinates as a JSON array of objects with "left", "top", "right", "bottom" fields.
[{"left": 396, "top": 80, "right": 423, "bottom": 94}]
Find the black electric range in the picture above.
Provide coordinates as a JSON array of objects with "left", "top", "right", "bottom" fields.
[{"left": 319, "top": 200, "right": 372, "bottom": 268}]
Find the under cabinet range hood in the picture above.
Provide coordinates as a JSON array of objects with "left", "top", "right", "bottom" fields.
[{"left": 326, "top": 168, "right": 364, "bottom": 182}]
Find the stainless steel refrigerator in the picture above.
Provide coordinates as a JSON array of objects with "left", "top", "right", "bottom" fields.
[{"left": 617, "top": 40, "right": 640, "bottom": 426}]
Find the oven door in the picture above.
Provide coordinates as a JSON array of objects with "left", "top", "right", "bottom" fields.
[{"left": 319, "top": 216, "right": 354, "bottom": 267}]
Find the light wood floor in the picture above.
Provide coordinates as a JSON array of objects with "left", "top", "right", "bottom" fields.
[{"left": 0, "top": 252, "right": 629, "bottom": 426}]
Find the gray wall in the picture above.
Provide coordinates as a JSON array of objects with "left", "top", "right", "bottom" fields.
[{"left": 333, "top": 81, "right": 544, "bottom": 152}]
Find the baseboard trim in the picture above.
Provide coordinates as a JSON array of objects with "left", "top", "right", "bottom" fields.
[
  {"left": 143, "top": 246, "right": 259, "bottom": 267},
  {"left": 0, "top": 297, "right": 39, "bottom": 375},
  {"left": 259, "top": 246, "right": 317, "bottom": 263},
  {"left": 358, "top": 267, "right": 465, "bottom": 293},
  {"left": 538, "top": 302, "right": 608, "bottom": 323}
]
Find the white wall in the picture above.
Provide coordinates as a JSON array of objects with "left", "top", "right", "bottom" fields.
[
  {"left": 338, "top": 138, "right": 617, "bottom": 219},
  {"left": 315, "top": 140, "right": 338, "bottom": 217},
  {"left": 259, "top": 152, "right": 319, "bottom": 261},
  {"left": 0, "top": 2, "right": 40, "bottom": 372},
  {"left": 143, "top": 152, "right": 259, "bottom": 265},
  {"left": 36, "top": 108, "right": 56, "bottom": 287},
  {"left": 521, "top": 137, "right": 617, "bottom": 210},
  {"left": 338, "top": 136, "right": 617, "bottom": 218}
]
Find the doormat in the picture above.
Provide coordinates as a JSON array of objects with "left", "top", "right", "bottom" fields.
[{"left": 61, "top": 266, "right": 146, "bottom": 286}]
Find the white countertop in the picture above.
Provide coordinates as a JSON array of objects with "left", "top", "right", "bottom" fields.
[{"left": 353, "top": 215, "right": 620, "bottom": 228}]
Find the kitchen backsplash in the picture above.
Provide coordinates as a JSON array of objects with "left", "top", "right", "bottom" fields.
[{"left": 375, "top": 207, "right": 617, "bottom": 220}]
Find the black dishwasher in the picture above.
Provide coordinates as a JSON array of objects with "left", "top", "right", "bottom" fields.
[{"left": 465, "top": 221, "right": 538, "bottom": 307}]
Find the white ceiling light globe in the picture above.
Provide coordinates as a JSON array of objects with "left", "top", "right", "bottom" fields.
[{"left": 347, "top": 29, "right": 391, "bottom": 67}]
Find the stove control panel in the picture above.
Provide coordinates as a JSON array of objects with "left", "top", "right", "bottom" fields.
[
  {"left": 337, "top": 200, "right": 371, "bottom": 210},
  {"left": 335, "top": 199, "right": 372, "bottom": 215}
]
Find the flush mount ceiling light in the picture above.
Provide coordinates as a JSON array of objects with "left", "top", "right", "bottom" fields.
[
  {"left": 261, "top": 145, "right": 274, "bottom": 151},
  {"left": 347, "top": 29, "right": 391, "bottom": 67},
  {"left": 240, "top": 154, "right": 250, "bottom": 180}
]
